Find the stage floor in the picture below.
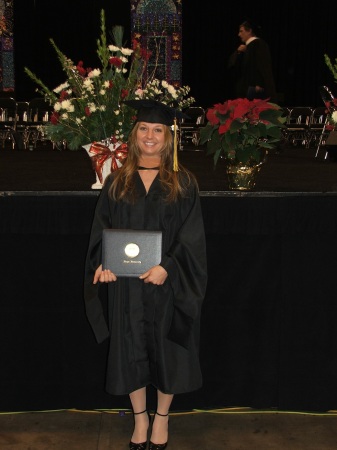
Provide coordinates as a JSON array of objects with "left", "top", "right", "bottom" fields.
[
  {"left": 1, "top": 409, "right": 337, "bottom": 450},
  {"left": 1, "top": 143, "right": 337, "bottom": 193}
]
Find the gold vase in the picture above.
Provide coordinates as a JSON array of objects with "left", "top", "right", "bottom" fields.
[{"left": 226, "top": 162, "right": 264, "bottom": 191}]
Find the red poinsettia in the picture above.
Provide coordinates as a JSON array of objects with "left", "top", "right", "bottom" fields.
[{"left": 200, "top": 98, "right": 286, "bottom": 165}]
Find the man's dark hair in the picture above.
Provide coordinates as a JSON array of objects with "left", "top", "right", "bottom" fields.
[{"left": 240, "top": 19, "right": 262, "bottom": 36}]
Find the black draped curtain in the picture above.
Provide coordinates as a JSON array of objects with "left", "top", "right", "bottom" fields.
[
  {"left": 13, "top": 1, "right": 337, "bottom": 107},
  {"left": 1, "top": 194, "right": 337, "bottom": 412}
]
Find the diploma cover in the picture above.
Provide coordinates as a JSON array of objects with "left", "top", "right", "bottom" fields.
[{"left": 102, "top": 229, "right": 162, "bottom": 277}]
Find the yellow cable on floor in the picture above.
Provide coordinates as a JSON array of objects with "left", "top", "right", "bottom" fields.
[{"left": 1, "top": 407, "right": 337, "bottom": 417}]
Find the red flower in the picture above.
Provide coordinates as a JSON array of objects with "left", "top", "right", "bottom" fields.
[
  {"left": 59, "top": 90, "right": 69, "bottom": 100},
  {"left": 109, "top": 57, "right": 123, "bottom": 67},
  {"left": 76, "top": 61, "right": 86, "bottom": 77},
  {"left": 213, "top": 102, "right": 230, "bottom": 115},
  {"left": 121, "top": 89, "right": 128, "bottom": 99},
  {"left": 219, "top": 120, "right": 233, "bottom": 134},
  {"left": 206, "top": 107, "right": 220, "bottom": 125},
  {"left": 230, "top": 99, "right": 252, "bottom": 120},
  {"left": 85, "top": 106, "right": 91, "bottom": 117},
  {"left": 50, "top": 112, "right": 59, "bottom": 124}
]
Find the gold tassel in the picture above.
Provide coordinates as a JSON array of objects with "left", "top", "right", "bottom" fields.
[{"left": 173, "top": 117, "right": 179, "bottom": 172}]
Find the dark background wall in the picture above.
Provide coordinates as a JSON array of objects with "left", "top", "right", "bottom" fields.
[{"left": 13, "top": 0, "right": 337, "bottom": 109}]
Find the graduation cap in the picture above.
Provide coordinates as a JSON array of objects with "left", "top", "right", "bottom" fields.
[
  {"left": 123, "top": 99, "right": 190, "bottom": 171},
  {"left": 123, "top": 99, "right": 189, "bottom": 126}
]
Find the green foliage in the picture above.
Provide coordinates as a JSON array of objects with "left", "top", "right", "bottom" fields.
[
  {"left": 200, "top": 98, "right": 286, "bottom": 165},
  {"left": 324, "top": 54, "right": 337, "bottom": 83}
]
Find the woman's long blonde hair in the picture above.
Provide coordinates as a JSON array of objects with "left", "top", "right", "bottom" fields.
[{"left": 109, "top": 123, "right": 196, "bottom": 203}]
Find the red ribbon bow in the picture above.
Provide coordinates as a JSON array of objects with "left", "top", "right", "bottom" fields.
[{"left": 89, "top": 142, "right": 128, "bottom": 184}]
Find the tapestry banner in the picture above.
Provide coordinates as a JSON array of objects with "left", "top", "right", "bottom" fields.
[
  {"left": 130, "top": 0, "right": 182, "bottom": 87},
  {"left": 0, "top": 0, "right": 14, "bottom": 92}
]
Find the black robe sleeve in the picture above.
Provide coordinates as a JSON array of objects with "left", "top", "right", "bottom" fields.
[
  {"left": 160, "top": 179, "right": 208, "bottom": 349},
  {"left": 83, "top": 177, "right": 112, "bottom": 343}
]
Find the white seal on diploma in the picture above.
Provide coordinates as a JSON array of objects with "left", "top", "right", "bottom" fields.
[{"left": 124, "top": 243, "right": 140, "bottom": 258}]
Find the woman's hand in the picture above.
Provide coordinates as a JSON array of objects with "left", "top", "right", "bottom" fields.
[
  {"left": 139, "top": 265, "right": 168, "bottom": 285},
  {"left": 93, "top": 264, "right": 117, "bottom": 284}
]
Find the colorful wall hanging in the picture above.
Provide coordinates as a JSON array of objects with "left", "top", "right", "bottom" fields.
[
  {"left": 0, "top": 0, "right": 14, "bottom": 92},
  {"left": 130, "top": 0, "right": 182, "bottom": 88}
]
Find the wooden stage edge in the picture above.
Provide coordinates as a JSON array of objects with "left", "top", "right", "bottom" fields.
[{"left": 1, "top": 143, "right": 337, "bottom": 194}]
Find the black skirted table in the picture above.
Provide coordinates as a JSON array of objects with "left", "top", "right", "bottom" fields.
[{"left": 1, "top": 146, "right": 337, "bottom": 412}]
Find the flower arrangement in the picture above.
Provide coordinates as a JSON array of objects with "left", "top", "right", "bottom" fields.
[
  {"left": 200, "top": 98, "right": 286, "bottom": 166},
  {"left": 24, "top": 9, "right": 195, "bottom": 150}
]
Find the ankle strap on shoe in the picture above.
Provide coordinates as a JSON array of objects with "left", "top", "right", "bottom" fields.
[
  {"left": 155, "top": 411, "right": 169, "bottom": 417},
  {"left": 133, "top": 409, "right": 147, "bottom": 415}
]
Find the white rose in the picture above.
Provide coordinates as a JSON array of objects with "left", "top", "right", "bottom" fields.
[
  {"left": 109, "top": 45, "right": 120, "bottom": 52},
  {"left": 88, "top": 68, "right": 101, "bottom": 78},
  {"left": 61, "top": 100, "right": 72, "bottom": 110},
  {"left": 121, "top": 47, "right": 133, "bottom": 56},
  {"left": 53, "top": 81, "right": 69, "bottom": 94},
  {"left": 88, "top": 103, "right": 97, "bottom": 112}
]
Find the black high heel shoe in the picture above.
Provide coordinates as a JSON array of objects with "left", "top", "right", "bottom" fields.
[
  {"left": 129, "top": 409, "right": 150, "bottom": 450},
  {"left": 148, "top": 411, "right": 169, "bottom": 450}
]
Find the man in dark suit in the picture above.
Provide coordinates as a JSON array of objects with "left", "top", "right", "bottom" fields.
[{"left": 228, "top": 19, "right": 277, "bottom": 103}]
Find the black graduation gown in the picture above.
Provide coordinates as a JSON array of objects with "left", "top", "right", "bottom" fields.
[
  {"left": 84, "top": 171, "right": 208, "bottom": 395},
  {"left": 228, "top": 38, "right": 277, "bottom": 102}
]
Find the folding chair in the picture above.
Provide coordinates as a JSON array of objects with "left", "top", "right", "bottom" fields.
[
  {"left": 283, "top": 106, "right": 312, "bottom": 148},
  {"left": 309, "top": 106, "right": 329, "bottom": 154},
  {"left": 315, "top": 86, "right": 337, "bottom": 159},
  {"left": 179, "top": 106, "right": 205, "bottom": 149},
  {"left": 25, "top": 98, "right": 53, "bottom": 148},
  {"left": 0, "top": 97, "right": 17, "bottom": 149}
]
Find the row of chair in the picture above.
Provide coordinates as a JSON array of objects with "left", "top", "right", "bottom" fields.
[
  {"left": 281, "top": 86, "right": 337, "bottom": 159},
  {"left": 1, "top": 94, "right": 334, "bottom": 157},
  {"left": 179, "top": 105, "right": 332, "bottom": 157},
  {"left": 0, "top": 98, "right": 207, "bottom": 151},
  {"left": 0, "top": 97, "right": 52, "bottom": 150},
  {"left": 281, "top": 105, "right": 329, "bottom": 152},
  {"left": 181, "top": 87, "right": 337, "bottom": 160}
]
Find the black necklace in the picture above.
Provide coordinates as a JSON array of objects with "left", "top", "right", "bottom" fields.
[{"left": 137, "top": 166, "right": 160, "bottom": 170}]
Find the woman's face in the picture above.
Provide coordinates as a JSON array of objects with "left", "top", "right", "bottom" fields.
[{"left": 136, "top": 121, "right": 166, "bottom": 157}]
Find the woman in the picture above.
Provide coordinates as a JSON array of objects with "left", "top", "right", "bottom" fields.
[{"left": 84, "top": 99, "right": 208, "bottom": 449}]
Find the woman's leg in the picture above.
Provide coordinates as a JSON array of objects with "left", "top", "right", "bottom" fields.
[
  {"left": 150, "top": 390, "right": 173, "bottom": 444},
  {"left": 129, "top": 387, "right": 150, "bottom": 444}
]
